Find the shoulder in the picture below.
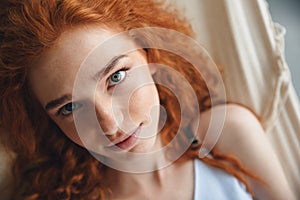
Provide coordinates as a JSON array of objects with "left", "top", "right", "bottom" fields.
[
  {"left": 198, "top": 104, "right": 295, "bottom": 200},
  {"left": 198, "top": 104, "right": 263, "bottom": 149},
  {"left": 211, "top": 104, "right": 263, "bottom": 151},
  {"left": 207, "top": 104, "right": 266, "bottom": 168}
]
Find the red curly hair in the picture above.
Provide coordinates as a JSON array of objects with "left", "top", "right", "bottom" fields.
[{"left": 0, "top": 0, "right": 261, "bottom": 199}]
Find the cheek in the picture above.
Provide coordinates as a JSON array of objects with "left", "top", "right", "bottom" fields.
[
  {"left": 55, "top": 121, "right": 84, "bottom": 146},
  {"left": 128, "top": 84, "right": 160, "bottom": 123},
  {"left": 56, "top": 121, "right": 110, "bottom": 153}
]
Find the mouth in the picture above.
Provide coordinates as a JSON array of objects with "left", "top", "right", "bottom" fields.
[{"left": 106, "top": 124, "right": 142, "bottom": 151}]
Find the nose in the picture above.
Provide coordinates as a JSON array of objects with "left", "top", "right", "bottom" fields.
[{"left": 95, "top": 94, "right": 120, "bottom": 135}]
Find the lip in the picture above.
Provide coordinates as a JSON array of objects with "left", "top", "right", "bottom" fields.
[{"left": 106, "top": 124, "right": 142, "bottom": 151}]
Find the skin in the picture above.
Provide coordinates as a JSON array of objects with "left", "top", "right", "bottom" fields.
[{"left": 28, "top": 24, "right": 295, "bottom": 199}]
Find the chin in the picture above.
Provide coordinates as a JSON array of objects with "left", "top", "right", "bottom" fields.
[{"left": 129, "top": 137, "right": 157, "bottom": 153}]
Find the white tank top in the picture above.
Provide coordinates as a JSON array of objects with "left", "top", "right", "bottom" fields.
[{"left": 194, "top": 159, "right": 253, "bottom": 200}]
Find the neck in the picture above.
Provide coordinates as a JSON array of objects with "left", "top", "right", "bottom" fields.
[
  {"left": 103, "top": 136, "right": 178, "bottom": 196},
  {"left": 106, "top": 162, "right": 170, "bottom": 196},
  {"left": 104, "top": 135, "right": 172, "bottom": 172},
  {"left": 104, "top": 157, "right": 194, "bottom": 199}
]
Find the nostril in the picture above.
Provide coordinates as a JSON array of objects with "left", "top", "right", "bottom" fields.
[{"left": 103, "top": 128, "right": 118, "bottom": 136}]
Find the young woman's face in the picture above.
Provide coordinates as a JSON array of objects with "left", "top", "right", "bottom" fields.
[{"left": 29, "top": 25, "right": 160, "bottom": 158}]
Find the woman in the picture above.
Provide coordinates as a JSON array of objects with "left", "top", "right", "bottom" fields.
[{"left": 0, "top": 0, "right": 294, "bottom": 199}]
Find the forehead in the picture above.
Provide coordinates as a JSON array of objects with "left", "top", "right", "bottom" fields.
[{"left": 28, "top": 25, "right": 134, "bottom": 106}]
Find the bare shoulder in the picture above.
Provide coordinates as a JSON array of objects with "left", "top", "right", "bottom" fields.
[
  {"left": 210, "top": 104, "right": 264, "bottom": 150},
  {"left": 199, "top": 104, "right": 296, "bottom": 200},
  {"left": 198, "top": 104, "right": 262, "bottom": 145}
]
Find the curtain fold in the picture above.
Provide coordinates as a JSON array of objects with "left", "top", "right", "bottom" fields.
[{"left": 174, "top": 0, "right": 299, "bottom": 197}]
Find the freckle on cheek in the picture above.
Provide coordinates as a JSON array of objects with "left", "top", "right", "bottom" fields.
[{"left": 129, "top": 86, "right": 158, "bottom": 114}]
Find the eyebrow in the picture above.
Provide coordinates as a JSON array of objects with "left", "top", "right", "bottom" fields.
[
  {"left": 93, "top": 54, "right": 127, "bottom": 81},
  {"left": 45, "top": 94, "right": 72, "bottom": 111},
  {"left": 44, "top": 54, "right": 127, "bottom": 111}
]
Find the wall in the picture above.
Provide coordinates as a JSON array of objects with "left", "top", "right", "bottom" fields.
[{"left": 266, "top": 0, "right": 300, "bottom": 98}]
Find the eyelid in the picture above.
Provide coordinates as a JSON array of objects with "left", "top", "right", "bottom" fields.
[
  {"left": 55, "top": 103, "right": 68, "bottom": 116},
  {"left": 94, "top": 55, "right": 129, "bottom": 82},
  {"left": 106, "top": 62, "right": 130, "bottom": 78},
  {"left": 56, "top": 101, "right": 83, "bottom": 117}
]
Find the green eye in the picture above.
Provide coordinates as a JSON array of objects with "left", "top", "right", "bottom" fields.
[
  {"left": 60, "top": 102, "right": 82, "bottom": 116},
  {"left": 108, "top": 70, "right": 126, "bottom": 86}
]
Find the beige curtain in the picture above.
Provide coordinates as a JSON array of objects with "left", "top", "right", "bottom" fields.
[{"left": 171, "top": 0, "right": 300, "bottom": 197}]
